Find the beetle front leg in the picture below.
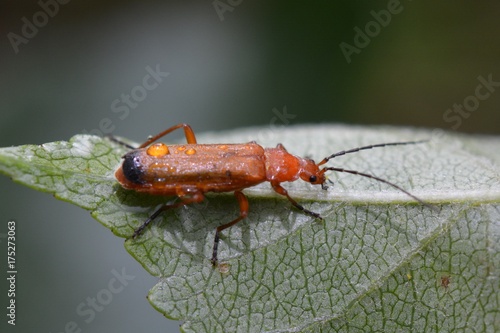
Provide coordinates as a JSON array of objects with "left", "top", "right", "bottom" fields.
[
  {"left": 271, "top": 182, "right": 323, "bottom": 220},
  {"left": 211, "top": 190, "right": 249, "bottom": 266}
]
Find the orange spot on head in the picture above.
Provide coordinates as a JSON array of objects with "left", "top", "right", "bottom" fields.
[
  {"left": 177, "top": 146, "right": 186, "bottom": 151},
  {"left": 185, "top": 148, "right": 196, "bottom": 155},
  {"left": 218, "top": 145, "right": 228, "bottom": 150},
  {"left": 147, "top": 143, "right": 169, "bottom": 157}
]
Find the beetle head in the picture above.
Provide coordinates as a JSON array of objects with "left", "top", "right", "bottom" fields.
[{"left": 299, "top": 158, "right": 326, "bottom": 185}]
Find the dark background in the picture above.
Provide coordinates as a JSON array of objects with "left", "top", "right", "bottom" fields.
[{"left": 1, "top": 1, "right": 499, "bottom": 332}]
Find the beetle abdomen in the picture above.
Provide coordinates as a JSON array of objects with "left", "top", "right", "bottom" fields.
[{"left": 121, "top": 151, "right": 146, "bottom": 184}]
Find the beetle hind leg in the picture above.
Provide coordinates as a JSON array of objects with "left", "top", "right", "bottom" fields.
[
  {"left": 131, "top": 192, "right": 205, "bottom": 238},
  {"left": 106, "top": 135, "right": 136, "bottom": 150}
]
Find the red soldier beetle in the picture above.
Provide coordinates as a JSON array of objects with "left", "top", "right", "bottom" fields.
[{"left": 113, "top": 123, "right": 430, "bottom": 266}]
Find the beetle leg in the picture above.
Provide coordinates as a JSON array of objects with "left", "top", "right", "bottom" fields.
[
  {"left": 271, "top": 182, "right": 323, "bottom": 220},
  {"left": 211, "top": 190, "right": 249, "bottom": 266},
  {"left": 138, "top": 123, "right": 198, "bottom": 148},
  {"left": 132, "top": 192, "right": 204, "bottom": 238},
  {"left": 106, "top": 135, "right": 136, "bottom": 149}
]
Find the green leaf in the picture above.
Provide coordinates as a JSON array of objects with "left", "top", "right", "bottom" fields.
[{"left": 0, "top": 125, "right": 499, "bottom": 332}]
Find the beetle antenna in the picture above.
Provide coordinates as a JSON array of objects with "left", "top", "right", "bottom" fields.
[
  {"left": 324, "top": 166, "right": 436, "bottom": 210},
  {"left": 317, "top": 140, "right": 428, "bottom": 166}
]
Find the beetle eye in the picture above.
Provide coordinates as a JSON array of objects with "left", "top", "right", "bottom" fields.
[{"left": 309, "top": 175, "right": 317, "bottom": 183}]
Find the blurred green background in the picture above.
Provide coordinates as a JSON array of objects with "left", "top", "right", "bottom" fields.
[{"left": 1, "top": 1, "right": 499, "bottom": 332}]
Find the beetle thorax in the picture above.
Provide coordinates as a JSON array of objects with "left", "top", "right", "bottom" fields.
[{"left": 264, "top": 145, "right": 302, "bottom": 183}]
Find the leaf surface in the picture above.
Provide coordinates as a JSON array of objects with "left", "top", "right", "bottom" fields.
[{"left": 0, "top": 125, "right": 498, "bottom": 332}]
